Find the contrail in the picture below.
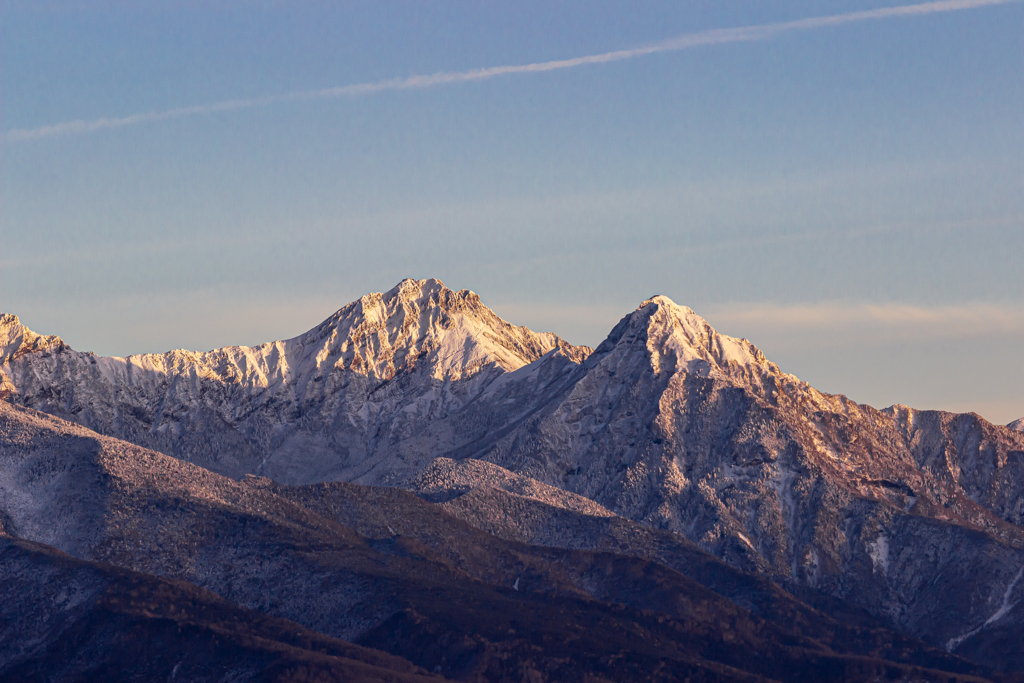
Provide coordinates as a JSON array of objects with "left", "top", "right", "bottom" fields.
[{"left": 3, "top": 0, "right": 1018, "bottom": 143}]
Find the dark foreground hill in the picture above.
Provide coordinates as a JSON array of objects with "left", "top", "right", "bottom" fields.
[{"left": 0, "top": 536, "right": 443, "bottom": 683}]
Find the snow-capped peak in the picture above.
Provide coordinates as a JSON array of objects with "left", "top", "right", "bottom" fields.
[
  {"left": 593, "top": 295, "right": 784, "bottom": 384},
  {"left": 295, "top": 278, "right": 580, "bottom": 381},
  {"left": 1, "top": 279, "right": 585, "bottom": 415},
  {"left": 0, "top": 314, "right": 65, "bottom": 366},
  {"left": 1009, "top": 418, "right": 1024, "bottom": 433},
  {"left": 0, "top": 279, "right": 592, "bottom": 481}
]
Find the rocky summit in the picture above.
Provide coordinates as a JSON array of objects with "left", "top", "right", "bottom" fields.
[{"left": 3, "top": 278, "right": 1024, "bottom": 681}]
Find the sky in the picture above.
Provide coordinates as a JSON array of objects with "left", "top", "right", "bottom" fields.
[{"left": 2, "top": 0, "right": 1022, "bottom": 423}]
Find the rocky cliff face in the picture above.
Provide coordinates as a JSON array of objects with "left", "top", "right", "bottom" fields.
[{"left": 4, "top": 280, "right": 1024, "bottom": 669}]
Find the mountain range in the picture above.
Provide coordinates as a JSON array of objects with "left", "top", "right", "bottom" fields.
[{"left": 3, "top": 278, "right": 1023, "bottom": 681}]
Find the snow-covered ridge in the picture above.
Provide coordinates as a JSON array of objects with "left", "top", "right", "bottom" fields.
[
  {"left": 585, "top": 294, "right": 801, "bottom": 399},
  {"left": 636, "top": 295, "right": 784, "bottom": 379},
  {"left": 1, "top": 315, "right": 69, "bottom": 398},
  {"left": 0, "top": 278, "right": 595, "bottom": 482},
  {"left": 0, "top": 278, "right": 588, "bottom": 401},
  {"left": 406, "top": 457, "right": 617, "bottom": 519},
  {"left": 1, "top": 286, "right": 781, "bottom": 413},
  {"left": 300, "top": 277, "right": 581, "bottom": 381}
]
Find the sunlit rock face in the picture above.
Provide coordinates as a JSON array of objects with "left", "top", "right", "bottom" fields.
[{"left": 4, "top": 279, "right": 1024, "bottom": 666}]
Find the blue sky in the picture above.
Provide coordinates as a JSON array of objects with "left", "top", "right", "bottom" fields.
[{"left": 2, "top": 0, "right": 1023, "bottom": 422}]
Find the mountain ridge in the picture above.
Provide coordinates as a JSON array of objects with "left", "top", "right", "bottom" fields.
[
  {"left": 3, "top": 279, "right": 1024, "bottom": 670},
  {"left": 0, "top": 278, "right": 591, "bottom": 482}
]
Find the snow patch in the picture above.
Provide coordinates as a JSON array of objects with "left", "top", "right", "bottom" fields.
[
  {"left": 947, "top": 563, "right": 1024, "bottom": 651},
  {"left": 867, "top": 534, "right": 890, "bottom": 577}
]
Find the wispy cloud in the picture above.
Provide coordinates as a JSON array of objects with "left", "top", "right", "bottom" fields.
[
  {"left": 707, "top": 301, "right": 1024, "bottom": 340},
  {"left": 471, "top": 300, "right": 1024, "bottom": 354},
  {"left": 4, "top": 0, "right": 1018, "bottom": 143}
]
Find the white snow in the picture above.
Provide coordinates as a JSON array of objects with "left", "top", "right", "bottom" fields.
[
  {"left": 947, "top": 563, "right": 1024, "bottom": 651},
  {"left": 867, "top": 534, "right": 890, "bottom": 577}
]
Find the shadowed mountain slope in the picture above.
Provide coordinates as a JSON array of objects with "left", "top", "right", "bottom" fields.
[
  {"left": 274, "top": 473, "right": 999, "bottom": 676},
  {"left": 0, "top": 401, "right": 997, "bottom": 682},
  {"left": 0, "top": 536, "right": 445, "bottom": 683}
]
